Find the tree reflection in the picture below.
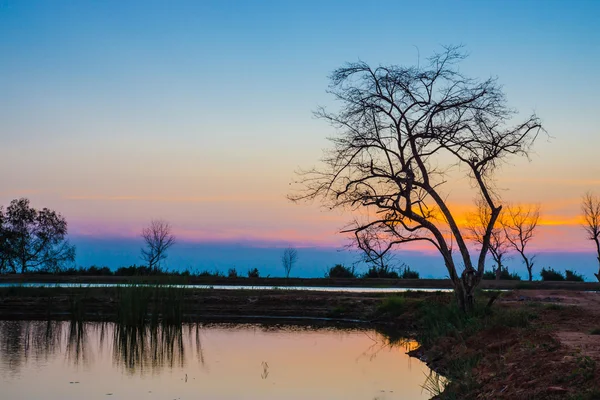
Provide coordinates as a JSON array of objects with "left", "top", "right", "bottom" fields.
[
  {"left": 0, "top": 320, "right": 63, "bottom": 376},
  {"left": 0, "top": 320, "right": 206, "bottom": 376}
]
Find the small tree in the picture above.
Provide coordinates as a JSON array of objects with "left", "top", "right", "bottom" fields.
[
  {"left": 466, "top": 198, "right": 510, "bottom": 280},
  {"left": 501, "top": 204, "right": 540, "bottom": 281},
  {"left": 0, "top": 198, "right": 75, "bottom": 273},
  {"left": 582, "top": 192, "right": 600, "bottom": 281},
  {"left": 281, "top": 247, "right": 298, "bottom": 278},
  {"left": 141, "top": 219, "right": 175, "bottom": 273}
]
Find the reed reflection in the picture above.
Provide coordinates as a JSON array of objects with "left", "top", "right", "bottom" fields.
[{"left": 0, "top": 320, "right": 206, "bottom": 376}]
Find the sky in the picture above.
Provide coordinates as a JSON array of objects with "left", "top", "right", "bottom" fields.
[{"left": 1, "top": 1, "right": 600, "bottom": 278}]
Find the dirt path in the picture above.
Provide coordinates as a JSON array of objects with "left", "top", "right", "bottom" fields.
[{"left": 501, "top": 289, "right": 600, "bottom": 360}]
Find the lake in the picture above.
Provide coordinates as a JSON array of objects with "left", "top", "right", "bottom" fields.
[{"left": 0, "top": 321, "right": 442, "bottom": 399}]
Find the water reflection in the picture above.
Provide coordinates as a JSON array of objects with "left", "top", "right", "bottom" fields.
[{"left": 0, "top": 321, "right": 443, "bottom": 400}]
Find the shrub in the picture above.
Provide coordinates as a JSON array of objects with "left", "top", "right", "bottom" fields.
[
  {"left": 482, "top": 269, "right": 521, "bottom": 280},
  {"left": 115, "top": 265, "right": 153, "bottom": 276},
  {"left": 540, "top": 267, "right": 565, "bottom": 281},
  {"left": 228, "top": 268, "right": 238, "bottom": 278},
  {"left": 399, "top": 265, "right": 419, "bottom": 279},
  {"left": 565, "top": 269, "right": 584, "bottom": 282},
  {"left": 247, "top": 267, "right": 260, "bottom": 278},
  {"left": 363, "top": 265, "right": 399, "bottom": 279},
  {"left": 198, "top": 270, "right": 223, "bottom": 277},
  {"left": 377, "top": 296, "right": 406, "bottom": 317},
  {"left": 326, "top": 264, "right": 356, "bottom": 278}
]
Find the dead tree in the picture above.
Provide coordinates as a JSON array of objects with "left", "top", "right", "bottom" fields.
[
  {"left": 281, "top": 247, "right": 298, "bottom": 278},
  {"left": 466, "top": 199, "right": 510, "bottom": 280},
  {"left": 289, "top": 46, "right": 543, "bottom": 311},
  {"left": 582, "top": 192, "right": 600, "bottom": 281},
  {"left": 501, "top": 204, "right": 540, "bottom": 282},
  {"left": 141, "top": 220, "right": 175, "bottom": 273}
]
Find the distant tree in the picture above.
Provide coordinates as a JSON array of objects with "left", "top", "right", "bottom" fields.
[
  {"left": 281, "top": 247, "right": 298, "bottom": 278},
  {"left": 399, "top": 264, "right": 420, "bottom": 279},
  {"left": 0, "top": 208, "right": 9, "bottom": 273},
  {"left": 581, "top": 192, "right": 600, "bottom": 281},
  {"left": 565, "top": 269, "right": 584, "bottom": 282},
  {"left": 0, "top": 198, "right": 75, "bottom": 273},
  {"left": 326, "top": 264, "right": 357, "bottom": 278},
  {"left": 141, "top": 220, "right": 175, "bottom": 273},
  {"left": 540, "top": 267, "right": 565, "bottom": 281},
  {"left": 482, "top": 269, "right": 521, "bottom": 280},
  {"left": 289, "top": 46, "right": 543, "bottom": 311},
  {"left": 228, "top": 267, "right": 238, "bottom": 278},
  {"left": 501, "top": 204, "right": 540, "bottom": 281},
  {"left": 466, "top": 198, "right": 510, "bottom": 280},
  {"left": 247, "top": 267, "right": 260, "bottom": 278}
]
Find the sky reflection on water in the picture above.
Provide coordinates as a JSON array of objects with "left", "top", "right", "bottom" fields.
[{"left": 0, "top": 321, "right": 442, "bottom": 399}]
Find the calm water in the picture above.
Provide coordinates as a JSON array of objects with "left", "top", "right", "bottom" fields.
[
  {"left": 0, "top": 282, "right": 453, "bottom": 293},
  {"left": 0, "top": 321, "right": 442, "bottom": 399}
]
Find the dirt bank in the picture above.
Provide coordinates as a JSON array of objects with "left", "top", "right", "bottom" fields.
[{"left": 412, "top": 290, "right": 600, "bottom": 399}]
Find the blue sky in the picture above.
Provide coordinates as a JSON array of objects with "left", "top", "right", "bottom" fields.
[{"left": 1, "top": 1, "right": 600, "bottom": 278}]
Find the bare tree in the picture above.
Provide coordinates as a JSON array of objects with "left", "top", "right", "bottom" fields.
[
  {"left": 501, "top": 204, "right": 540, "bottom": 282},
  {"left": 281, "top": 247, "right": 298, "bottom": 278},
  {"left": 141, "top": 220, "right": 176, "bottom": 273},
  {"left": 354, "top": 222, "right": 398, "bottom": 277},
  {"left": 289, "top": 46, "right": 543, "bottom": 311},
  {"left": 582, "top": 192, "right": 600, "bottom": 281},
  {"left": 466, "top": 199, "right": 510, "bottom": 280}
]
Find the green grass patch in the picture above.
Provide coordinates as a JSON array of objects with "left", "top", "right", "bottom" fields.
[{"left": 377, "top": 295, "right": 407, "bottom": 317}]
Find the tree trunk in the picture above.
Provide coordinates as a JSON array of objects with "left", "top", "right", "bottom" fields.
[
  {"left": 525, "top": 259, "right": 533, "bottom": 281},
  {"left": 455, "top": 269, "right": 477, "bottom": 313},
  {"left": 495, "top": 259, "right": 502, "bottom": 280},
  {"left": 594, "top": 238, "right": 600, "bottom": 282},
  {"left": 456, "top": 284, "right": 476, "bottom": 313},
  {"left": 20, "top": 256, "right": 27, "bottom": 274}
]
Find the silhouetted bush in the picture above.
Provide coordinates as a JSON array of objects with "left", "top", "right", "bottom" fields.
[
  {"left": 565, "top": 269, "right": 584, "bottom": 282},
  {"left": 540, "top": 267, "right": 565, "bottom": 281},
  {"left": 363, "top": 265, "right": 399, "bottom": 279},
  {"left": 198, "top": 270, "right": 223, "bottom": 277},
  {"left": 482, "top": 269, "right": 521, "bottom": 280},
  {"left": 540, "top": 267, "right": 583, "bottom": 281},
  {"left": 399, "top": 265, "right": 419, "bottom": 279},
  {"left": 86, "top": 265, "right": 112, "bottom": 275},
  {"left": 228, "top": 268, "right": 238, "bottom": 278},
  {"left": 247, "top": 268, "right": 260, "bottom": 278},
  {"left": 326, "top": 264, "right": 356, "bottom": 278},
  {"left": 115, "top": 265, "right": 153, "bottom": 276}
]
